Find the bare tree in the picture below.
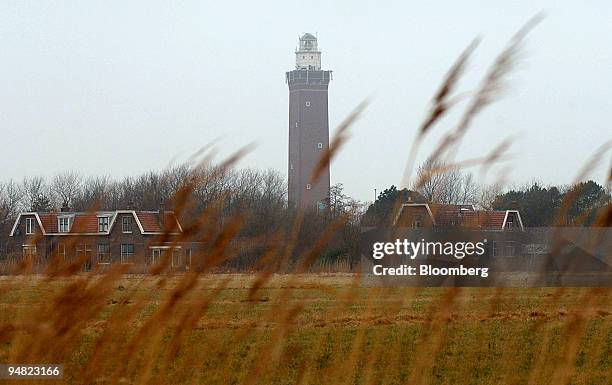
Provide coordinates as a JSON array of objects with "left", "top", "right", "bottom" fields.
[
  {"left": 458, "top": 173, "right": 479, "bottom": 205},
  {"left": 414, "top": 159, "right": 482, "bottom": 205},
  {"left": 52, "top": 171, "right": 82, "bottom": 208},
  {"left": 74, "top": 176, "right": 111, "bottom": 210},
  {"left": 415, "top": 159, "right": 462, "bottom": 204},
  {"left": 478, "top": 182, "right": 504, "bottom": 209},
  {"left": 0, "top": 180, "right": 23, "bottom": 226},
  {"left": 22, "top": 176, "right": 53, "bottom": 211}
]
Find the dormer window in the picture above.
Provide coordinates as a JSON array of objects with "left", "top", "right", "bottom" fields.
[
  {"left": 98, "top": 216, "right": 109, "bottom": 232},
  {"left": 122, "top": 216, "right": 132, "bottom": 233},
  {"left": 59, "top": 217, "right": 71, "bottom": 233},
  {"left": 25, "top": 218, "right": 35, "bottom": 235}
]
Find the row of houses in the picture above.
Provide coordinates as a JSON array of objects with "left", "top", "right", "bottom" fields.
[
  {"left": 6, "top": 202, "right": 610, "bottom": 272},
  {"left": 386, "top": 203, "right": 610, "bottom": 271},
  {"left": 8, "top": 205, "right": 199, "bottom": 270}
]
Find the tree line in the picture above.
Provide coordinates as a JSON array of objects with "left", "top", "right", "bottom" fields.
[
  {"left": 0, "top": 166, "right": 364, "bottom": 269},
  {"left": 362, "top": 160, "right": 610, "bottom": 228},
  {"left": 1, "top": 162, "right": 609, "bottom": 266}
]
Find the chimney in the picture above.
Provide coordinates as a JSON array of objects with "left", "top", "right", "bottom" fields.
[
  {"left": 159, "top": 201, "right": 165, "bottom": 228},
  {"left": 60, "top": 201, "right": 71, "bottom": 212}
]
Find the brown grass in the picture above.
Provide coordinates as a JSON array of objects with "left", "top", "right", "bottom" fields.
[{"left": 0, "top": 276, "right": 610, "bottom": 385}]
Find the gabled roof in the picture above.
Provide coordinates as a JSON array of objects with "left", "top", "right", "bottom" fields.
[
  {"left": 9, "top": 210, "right": 182, "bottom": 236},
  {"left": 393, "top": 203, "right": 524, "bottom": 231}
]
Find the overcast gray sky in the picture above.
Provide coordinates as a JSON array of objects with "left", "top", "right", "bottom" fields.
[{"left": 1, "top": 0, "right": 610, "bottom": 202}]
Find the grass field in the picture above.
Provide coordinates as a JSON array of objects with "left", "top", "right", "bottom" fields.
[{"left": 0, "top": 274, "right": 610, "bottom": 385}]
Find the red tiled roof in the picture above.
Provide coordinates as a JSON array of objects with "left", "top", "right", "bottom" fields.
[
  {"left": 135, "top": 211, "right": 180, "bottom": 233},
  {"left": 71, "top": 214, "right": 100, "bottom": 233},
  {"left": 39, "top": 212, "right": 104, "bottom": 234},
  {"left": 39, "top": 213, "right": 59, "bottom": 233},
  {"left": 27, "top": 211, "right": 181, "bottom": 234},
  {"left": 396, "top": 203, "right": 511, "bottom": 230},
  {"left": 429, "top": 204, "right": 475, "bottom": 227},
  {"left": 461, "top": 210, "right": 506, "bottom": 229}
]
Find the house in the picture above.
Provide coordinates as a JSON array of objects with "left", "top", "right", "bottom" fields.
[
  {"left": 392, "top": 203, "right": 525, "bottom": 258},
  {"left": 393, "top": 203, "right": 524, "bottom": 231},
  {"left": 8, "top": 204, "right": 197, "bottom": 270}
]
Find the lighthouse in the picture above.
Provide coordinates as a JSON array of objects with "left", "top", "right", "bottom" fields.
[{"left": 286, "top": 33, "right": 332, "bottom": 209}]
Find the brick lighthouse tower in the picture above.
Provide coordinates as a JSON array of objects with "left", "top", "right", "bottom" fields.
[{"left": 286, "top": 33, "right": 332, "bottom": 209}]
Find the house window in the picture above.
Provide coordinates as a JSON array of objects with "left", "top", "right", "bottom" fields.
[
  {"left": 492, "top": 241, "right": 500, "bottom": 257},
  {"left": 305, "top": 101, "right": 311, "bottom": 107},
  {"left": 152, "top": 249, "right": 160, "bottom": 264},
  {"left": 151, "top": 248, "right": 165, "bottom": 265},
  {"left": 185, "top": 248, "right": 192, "bottom": 268},
  {"left": 122, "top": 216, "right": 132, "bottom": 233},
  {"left": 25, "top": 218, "right": 35, "bottom": 235},
  {"left": 505, "top": 216, "right": 515, "bottom": 230},
  {"left": 121, "top": 244, "right": 134, "bottom": 264},
  {"left": 98, "top": 216, "right": 109, "bottom": 232},
  {"left": 59, "top": 217, "right": 70, "bottom": 233},
  {"left": 412, "top": 215, "right": 423, "bottom": 229},
  {"left": 172, "top": 249, "right": 182, "bottom": 267},
  {"left": 506, "top": 241, "right": 516, "bottom": 257},
  {"left": 306, "top": 184, "right": 311, "bottom": 190},
  {"left": 57, "top": 243, "right": 66, "bottom": 259},
  {"left": 317, "top": 142, "right": 323, "bottom": 149},
  {"left": 290, "top": 163, "right": 294, "bottom": 170},
  {"left": 76, "top": 244, "right": 92, "bottom": 259},
  {"left": 22, "top": 245, "right": 37, "bottom": 258},
  {"left": 295, "top": 122, "right": 299, "bottom": 128},
  {"left": 97, "top": 243, "right": 111, "bottom": 264}
]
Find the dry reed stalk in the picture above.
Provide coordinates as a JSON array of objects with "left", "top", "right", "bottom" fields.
[
  {"left": 155, "top": 277, "right": 233, "bottom": 384},
  {"left": 524, "top": 288, "right": 605, "bottom": 385},
  {"left": 80, "top": 278, "right": 156, "bottom": 382},
  {"left": 247, "top": 233, "right": 284, "bottom": 301},
  {"left": 309, "top": 100, "right": 368, "bottom": 184},
  {"left": 400, "top": 38, "right": 480, "bottom": 189},
  {"left": 548, "top": 288, "right": 608, "bottom": 385},
  {"left": 402, "top": 287, "right": 461, "bottom": 385},
  {"left": 9, "top": 267, "right": 125, "bottom": 365},
  {"left": 429, "top": 15, "right": 543, "bottom": 166},
  {"left": 200, "top": 238, "right": 293, "bottom": 379},
  {"left": 240, "top": 302, "right": 305, "bottom": 385},
  {"left": 553, "top": 139, "right": 612, "bottom": 227},
  {"left": 358, "top": 287, "right": 420, "bottom": 385},
  {"left": 392, "top": 18, "right": 539, "bottom": 231},
  {"left": 330, "top": 286, "right": 384, "bottom": 385}
]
